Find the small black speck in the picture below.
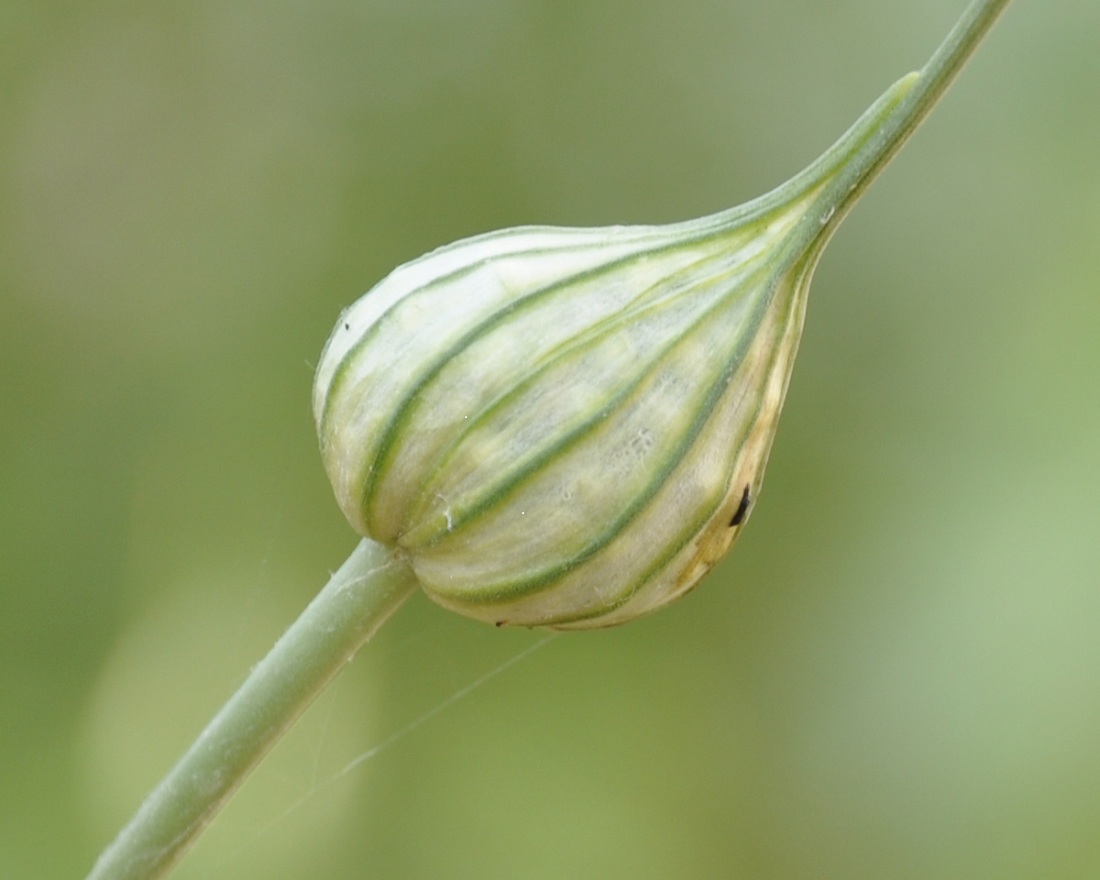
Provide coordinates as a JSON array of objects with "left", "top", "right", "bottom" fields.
[
  {"left": 344, "top": 322, "right": 351, "bottom": 331},
  {"left": 495, "top": 620, "right": 506, "bottom": 628},
  {"left": 729, "top": 485, "right": 751, "bottom": 527}
]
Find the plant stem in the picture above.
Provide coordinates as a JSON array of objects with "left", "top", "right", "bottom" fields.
[
  {"left": 790, "top": 0, "right": 1012, "bottom": 259},
  {"left": 86, "top": 539, "right": 419, "bottom": 880}
]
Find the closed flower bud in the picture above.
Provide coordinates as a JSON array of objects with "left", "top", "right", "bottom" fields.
[{"left": 314, "top": 73, "right": 917, "bottom": 629}]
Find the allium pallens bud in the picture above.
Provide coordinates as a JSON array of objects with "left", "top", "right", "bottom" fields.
[{"left": 314, "top": 74, "right": 917, "bottom": 629}]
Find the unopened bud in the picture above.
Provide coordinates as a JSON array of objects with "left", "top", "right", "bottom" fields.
[{"left": 314, "top": 73, "right": 916, "bottom": 629}]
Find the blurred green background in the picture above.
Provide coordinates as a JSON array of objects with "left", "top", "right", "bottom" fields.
[{"left": 3, "top": 0, "right": 1099, "bottom": 877}]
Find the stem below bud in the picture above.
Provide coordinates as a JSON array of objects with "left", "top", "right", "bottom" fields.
[{"left": 86, "top": 540, "right": 417, "bottom": 880}]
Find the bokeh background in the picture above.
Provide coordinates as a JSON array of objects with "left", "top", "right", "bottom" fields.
[{"left": 3, "top": 1, "right": 1099, "bottom": 877}]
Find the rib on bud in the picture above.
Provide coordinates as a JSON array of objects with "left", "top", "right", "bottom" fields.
[{"left": 314, "top": 73, "right": 917, "bottom": 629}]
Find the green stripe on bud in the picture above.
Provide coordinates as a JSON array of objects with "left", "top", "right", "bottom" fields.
[{"left": 314, "top": 73, "right": 917, "bottom": 629}]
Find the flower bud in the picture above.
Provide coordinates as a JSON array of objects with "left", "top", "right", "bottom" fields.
[{"left": 314, "top": 73, "right": 917, "bottom": 629}]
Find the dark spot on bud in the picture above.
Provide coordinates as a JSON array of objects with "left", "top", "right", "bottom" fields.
[
  {"left": 495, "top": 620, "right": 507, "bottom": 628},
  {"left": 729, "top": 485, "right": 751, "bottom": 527},
  {"left": 344, "top": 322, "right": 351, "bottom": 331}
]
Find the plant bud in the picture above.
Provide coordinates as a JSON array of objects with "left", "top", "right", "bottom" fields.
[{"left": 314, "top": 73, "right": 917, "bottom": 629}]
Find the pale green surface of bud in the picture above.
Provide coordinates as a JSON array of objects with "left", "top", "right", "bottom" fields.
[{"left": 314, "top": 74, "right": 917, "bottom": 629}]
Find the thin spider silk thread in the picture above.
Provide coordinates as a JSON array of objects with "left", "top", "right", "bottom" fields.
[{"left": 209, "top": 632, "right": 559, "bottom": 872}]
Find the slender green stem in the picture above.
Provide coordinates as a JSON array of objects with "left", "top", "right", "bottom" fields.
[
  {"left": 86, "top": 539, "right": 419, "bottom": 880},
  {"left": 788, "top": 0, "right": 1011, "bottom": 260}
]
